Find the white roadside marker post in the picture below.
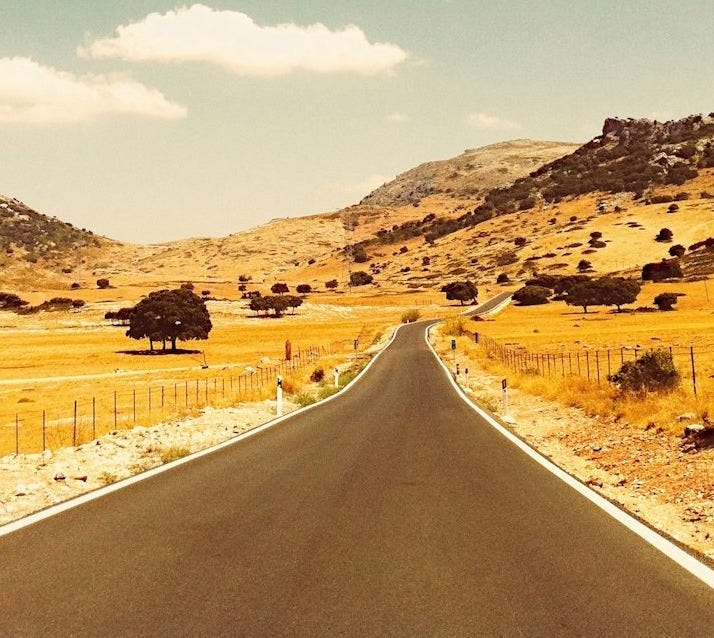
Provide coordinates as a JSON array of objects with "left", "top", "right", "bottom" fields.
[
  {"left": 451, "top": 338, "right": 457, "bottom": 375},
  {"left": 334, "top": 367, "right": 340, "bottom": 388},
  {"left": 501, "top": 377, "right": 513, "bottom": 422},
  {"left": 277, "top": 375, "right": 283, "bottom": 417}
]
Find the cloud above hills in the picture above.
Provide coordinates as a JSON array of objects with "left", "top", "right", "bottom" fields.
[
  {"left": 78, "top": 4, "right": 408, "bottom": 76},
  {"left": 0, "top": 57, "right": 186, "bottom": 124},
  {"left": 467, "top": 112, "right": 520, "bottom": 130}
]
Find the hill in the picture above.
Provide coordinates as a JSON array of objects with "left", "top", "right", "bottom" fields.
[
  {"left": 359, "top": 139, "right": 579, "bottom": 207},
  {"left": 0, "top": 138, "right": 576, "bottom": 290},
  {"left": 2, "top": 114, "right": 712, "bottom": 298}
]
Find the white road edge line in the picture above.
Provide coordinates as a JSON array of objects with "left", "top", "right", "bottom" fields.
[
  {"left": 0, "top": 324, "right": 405, "bottom": 538},
  {"left": 425, "top": 323, "right": 714, "bottom": 590}
]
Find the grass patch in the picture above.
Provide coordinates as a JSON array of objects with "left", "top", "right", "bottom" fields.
[{"left": 159, "top": 446, "right": 191, "bottom": 464}]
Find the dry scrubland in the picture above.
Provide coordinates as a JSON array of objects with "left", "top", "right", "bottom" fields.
[
  {"left": 464, "top": 280, "right": 714, "bottom": 432},
  {"left": 0, "top": 290, "right": 452, "bottom": 456}
]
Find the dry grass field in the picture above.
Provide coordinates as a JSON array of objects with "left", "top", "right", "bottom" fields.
[
  {"left": 0, "top": 289, "right": 457, "bottom": 456},
  {"left": 452, "top": 278, "right": 714, "bottom": 433}
]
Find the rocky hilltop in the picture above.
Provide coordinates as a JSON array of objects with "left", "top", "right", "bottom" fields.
[{"left": 359, "top": 139, "right": 579, "bottom": 207}]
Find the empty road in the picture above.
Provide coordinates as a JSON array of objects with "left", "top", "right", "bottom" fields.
[{"left": 1, "top": 321, "right": 712, "bottom": 636}]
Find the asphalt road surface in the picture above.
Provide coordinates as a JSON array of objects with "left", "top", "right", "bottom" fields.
[{"left": 1, "top": 321, "right": 712, "bottom": 636}]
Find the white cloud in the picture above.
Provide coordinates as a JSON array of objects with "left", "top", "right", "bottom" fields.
[
  {"left": 78, "top": 4, "right": 408, "bottom": 76},
  {"left": 0, "top": 57, "right": 187, "bottom": 124},
  {"left": 386, "top": 112, "right": 409, "bottom": 123},
  {"left": 466, "top": 112, "right": 520, "bottom": 130}
]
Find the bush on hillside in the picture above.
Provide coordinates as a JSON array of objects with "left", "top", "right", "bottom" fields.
[
  {"left": 653, "top": 292, "right": 678, "bottom": 311},
  {"left": 642, "top": 259, "right": 683, "bottom": 282},
  {"left": 512, "top": 285, "right": 551, "bottom": 306}
]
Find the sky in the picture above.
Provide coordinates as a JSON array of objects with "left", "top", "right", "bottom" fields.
[{"left": 0, "top": 1, "right": 712, "bottom": 244}]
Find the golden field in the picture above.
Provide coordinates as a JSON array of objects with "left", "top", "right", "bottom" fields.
[
  {"left": 0, "top": 289, "right": 456, "bottom": 455},
  {"left": 448, "top": 278, "right": 714, "bottom": 433}
]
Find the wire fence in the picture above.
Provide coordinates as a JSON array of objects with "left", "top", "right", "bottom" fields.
[
  {"left": 0, "top": 343, "right": 341, "bottom": 457},
  {"left": 470, "top": 331, "right": 708, "bottom": 397}
]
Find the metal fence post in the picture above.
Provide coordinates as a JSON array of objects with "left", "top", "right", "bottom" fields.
[{"left": 690, "top": 346, "right": 697, "bottom": 397}]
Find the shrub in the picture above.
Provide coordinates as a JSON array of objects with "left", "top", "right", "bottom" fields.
[
  {"left": 401, "top": 309, "right": 421, "bottom": 323},
  {"left": 495, "top": 251, "right": 518, "bottom": 266},
  {"left": 350, "top": 271, "right": 373, "bottom": 287},
  {"left": 96, "top": 278, "right": 110, "bottom": 289},
  {"left": 590, "top": 231, "right": 602, "bottom": 240},
  {"left": 310, "top": 367, "right": 325, "bottom": 383},
  {"left": 655, "top": 228, "right": 673, "bottom": 242},
  {"left": 514, "top": 237, "right": 527, "bottom": 247},
  {"left": 353, "top": 245, "right": 369, "bottom": 263},
  {"left": 0, "top": 292, "right": 29, "bottom": 310},
  {"left": 325, "top": 279, "right": 338, "bottom": 289},
  {"left": 422, "top": 256, "right": 431, "bottom": 266},
  {"left": 70, "top": 282, "right": 80, "bottom": 290},
  {"left": 608, "top": 350, "right": 680, "bottom": 394},
  {"left": 160, "top": 446, "right": 191, "bottom": 464},
  {"left": 667, "top": 203, "right": 679, "bottom": 213},
  {"left": 577, "top": 259, "right": 593, "bottom": 273},
  {"left": 442, "top": 317, "right": 466, "bottom": 336},
  {"left": 496, "top": 273, "right": 510, "bottom": 284},
  {"left": 668, "top": 244, "right": 686, "bottom": 258},
  {"left": 642, "top": 259, "right": 683, "bottom": 281},
  {"left": 238, "top": 274, "right": 251, "bottom": 282},
  {"left": 653, "top": 292, "right": 678, "bottom": 310},
  {"left": 512, "top": 285, "right": 551, "bottom": 305}
]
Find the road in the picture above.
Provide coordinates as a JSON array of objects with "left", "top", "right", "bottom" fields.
[{"left": 1, "top": 321, "right": 712, "bottom": 636}]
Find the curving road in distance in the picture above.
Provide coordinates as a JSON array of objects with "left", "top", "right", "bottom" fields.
[{"left": 0, "top": 318, "right": 712, "bottom": 635}]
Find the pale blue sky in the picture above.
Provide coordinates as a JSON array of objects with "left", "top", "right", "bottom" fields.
[{"left": 0, "top": 1, "right": 712, "bottom": 243}]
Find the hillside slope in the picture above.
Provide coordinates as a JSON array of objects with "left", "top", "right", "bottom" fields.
[{"left": 359, "top": 139, "right": 579, "bottom": 207}]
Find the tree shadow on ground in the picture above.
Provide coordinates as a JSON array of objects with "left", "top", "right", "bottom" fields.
[{"left": 116, "top": 349, "right": 202, "bottom": 356}]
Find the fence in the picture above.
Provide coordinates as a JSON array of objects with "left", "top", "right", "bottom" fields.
[
  {"left": 471, "top": 331, "right": 707, "bottom": 397},
  {"left": 0, "top": 343, "right": 339, "bottom": 457}
]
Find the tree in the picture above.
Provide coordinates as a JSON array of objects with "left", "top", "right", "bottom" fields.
[
  {"left": 249, "top": 296, "right": 269, "bottom": 316},
  {"left": 441, "top": 281, "right": 478, "bottom": 305},
  {"left": 564, "top": 281, "right": 603, "bottom": 313},
  {"left": 0, "top": 292, "right": 29, "bottom": 310},
  {"left": 577, "top": 259, "right": 593, "bottom": 273},
  {"left": 325, "top": 279, "right": 338, "bottom": 290},
  {"left": 596, "top": 277, "right": 641, "bottom": 312},
  {"left": 654, "top": 292, "right": 678, "bottom": 311},
  {"left": 126, "top": 288, "right": 212, "bottom": 352},
  {"left": 267, "top": 295, "right": 289, "bottom": 317},
  {"left": 286, "top": 295, "right": 303, "bottom": 314},
  {"left": 350, "top": 271, "right": 373, "bottom": 287},
  {"left": 271, "top": 282, "right": 289, "bottom": 295},
  {"left": 512, "top": 285, "right": 550, "bottom": 305},
  {"left": 296, "top": 284, "right": 312, "bottom": 295},
  {"left": 96, "top": 278, "right": 110, "bottom": 289}
]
